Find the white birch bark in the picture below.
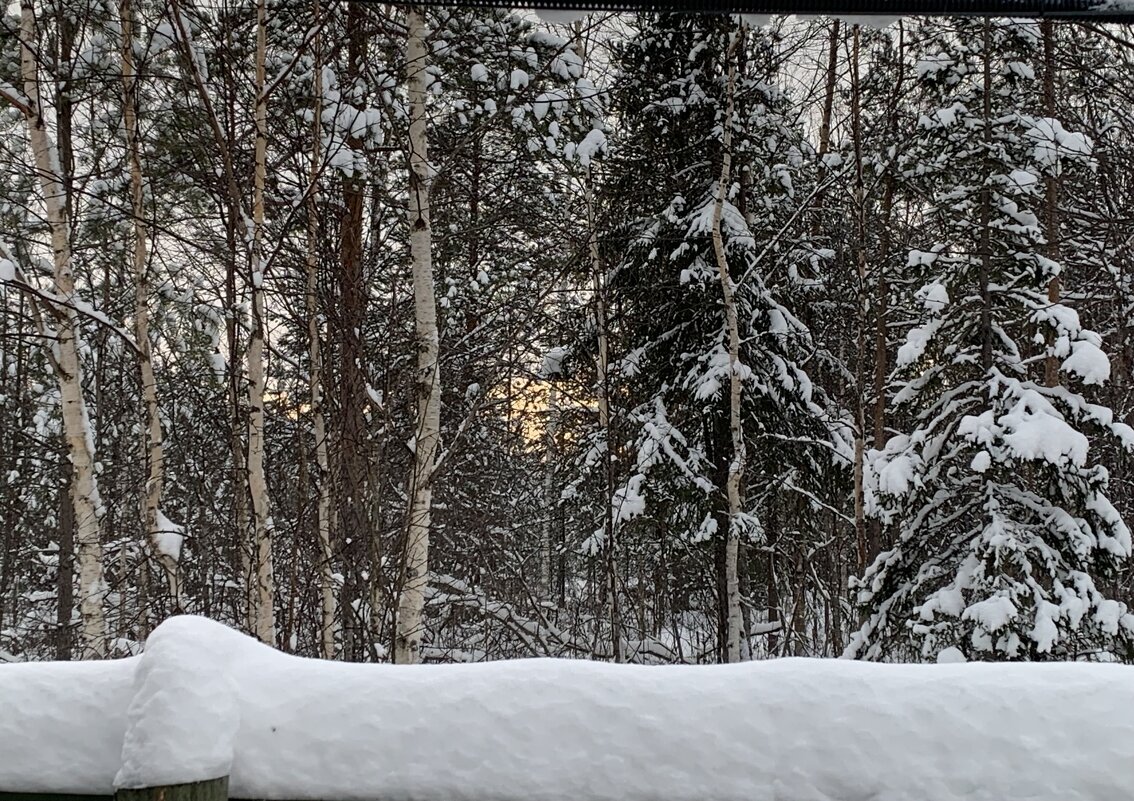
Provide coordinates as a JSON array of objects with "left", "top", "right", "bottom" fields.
[
  {"left": 247, "top": 0, "right": 276, "bottom": 644},
  {"left": 710, "top": 30, "right": 744, "bottom": 664},
  {"left": 17, "top": 0, "right": 107, "bottom": 657},
  {"left": 166, "top": 0, "right": 275, "bottom": 640},
  {"left": 119, "top": 0, "right": 180, "bottom": 611},
  {"left": 306, "top": 0, "right": 337, "bottom": 658},
  {"left": 396, "top": 4, "right": 440, "bottom": 665}
]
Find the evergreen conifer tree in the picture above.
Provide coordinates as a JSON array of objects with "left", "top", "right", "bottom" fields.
[{"left": 850, "top": 19, "right": 1134, "bottom": 662}]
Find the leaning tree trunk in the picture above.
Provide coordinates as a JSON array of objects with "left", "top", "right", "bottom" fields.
[
  {"left": 119, "top": 0, "right": 181, "bottom": 611},
  {"left": 13, "top": 0, "right": 108, "bottom": 658},
  {"left": 396, "top": 4, "right": 440, "bottom": 665},
  {"left": 246, "top": 0, "right": 276, "bottom": 645},
  {"left": 709, "top": 29, "right": 744, "bottom": 664}
]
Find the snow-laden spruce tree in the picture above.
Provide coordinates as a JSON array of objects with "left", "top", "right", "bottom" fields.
[
  {"left": 848, "top": 19, "right": 1134, "bottom": 662},
  {"left": 602, "top": 14, "right": 834, "bottom": 661}
]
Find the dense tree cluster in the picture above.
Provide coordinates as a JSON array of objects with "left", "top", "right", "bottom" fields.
[{"left": 2, "top": 2, "right": 1133, "bottom": 664}]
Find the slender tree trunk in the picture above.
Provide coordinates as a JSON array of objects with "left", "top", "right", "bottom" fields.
[
  {"left": 224, "top": 12, "right": 251, "bottom": 629},
  {"left": 542, "top": 381, "right": 559, "bottom": 598},
  {"left": 826, "top": 511, "right": 844, "bottom": 655},
  {"left": 868, "top": 174, "right": 894, "bottom": 561},
  {"left": 791, "top": 547, "right": 807, "bottom": 656},
  {"left": 53, "top": 0, "right": 83, "bottom": 646},
  {"left": 307, "top": 0, "right": 337, "bottom": 659},
  {"left": 590, "top": 127, "right": 620, "bottom": 661},
  {"left": 246, "top": 0, "right": 276, "bottom": 645},
  {"left": 168, "top": 0, "right": 254, "bottom": 628},
  {"left": 1042, "top": 19, "right": 1061, "bottom": 389},
  {"left": 396, "top": 5, "right": 440, "bottom": 664},
  {"left": 812, "top": 18, "right": 840, "bottom": 235},
  {"left": 537, "top": 103, "right": 556, "bottom": 601},
  {"left": 0, "top": 322, "right": 22, "bottom": 638},
  {"left": 571, "top": 19, "right": 619, "bottom": 659},
  {"left": 224, "top": 41, "right": 252, "bottom": 633},
  {"left": 765, "top": 500, "right": 780, "bottom": 656},
  {"left": 979, "top": 20, "right": 994, "bottom": 379},
  {"left": 17, "top": 0, "right": 108, "bottom": 658},
  {"left": 593, "top": 188, "right": 620, "bottom": 660},
  {"left": 120, "top": 0, "right": 180, "bottom": 611},
  {"left": 850, "top": 25, "right": 869, "bottom": 573},
  {"left": 337, "top": 0, "right": 372, "bottom": 660},
  {"left": 53, "top": 2, "right": 75, "bottom": 223},
  {"left": 734, "top": 28, "right": 757, "bottom": 660},
  {"left": 868, "top": 22, "right": 903, "bottom": 560},
  {"left": 227, "top": 238, "right": 251, "bottom": 627},
  {"left": 56, "top": 473, "right": 75, "bottom": 659},
  {"left": 872, "top": 177, "right": 893, "bottom": 447},
  {"left": 709, "top": 29, "right": 744, "bottom": 664},
  {"left": 818, "top": 21, "right": 839, "bottom": 163}
]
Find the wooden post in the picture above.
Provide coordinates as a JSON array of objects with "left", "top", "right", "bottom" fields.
[{"left": 115, "top": 777, "right": 228, "bottom": 801}]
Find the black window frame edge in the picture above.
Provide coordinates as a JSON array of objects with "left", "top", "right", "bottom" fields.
[{"left": 381, "top": 0, "right": 1134, "bottom": 21}]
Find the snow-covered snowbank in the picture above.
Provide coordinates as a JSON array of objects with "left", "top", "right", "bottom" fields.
[
  {"left": 4, "top": 615, "right": 1134, "bottom": 800},
  {"left": 0, "top": 656, "right": 137, "bottom": 794},
  {"left": 116, "top": 618, "right": 240, "bottom": 789}
]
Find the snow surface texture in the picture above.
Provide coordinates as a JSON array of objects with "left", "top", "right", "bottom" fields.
[
  {"left": 4, "top": 615, "right": 1134, "bottom": 800},
  {"left": 116, "top": 619, "right": 239, "bottom": 788},
  {"left": 0, "top": 657, "right": 136, "bottom": 793}
]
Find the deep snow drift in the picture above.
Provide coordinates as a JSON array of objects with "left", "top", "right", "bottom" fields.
[
  {"left": 2, "top": 615, "right": 1133, "bottom": 801},
  {"left": 0, "top": 656, "right": 137, "bottom": 793}
]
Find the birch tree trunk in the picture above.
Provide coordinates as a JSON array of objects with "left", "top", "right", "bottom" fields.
[
  {"left": 247, "top": 0, "right": 276, "bottom": 644},
  {"left": 167, "top": 0, "right": 271, "bottom": 637},
  {"left": 306, "top": 0, "right": 337, "bottom": 658},
  {"left": 709, "top": 29, "right": 744, "bottom": 664},
  {"left": 119, "top": 0, "right": 180, "bottom": 611},
  {"left": 17, "top": 0, "right": 107, "bottom": 657},
  {"left": 396, "top": 4, "right": 440, "bottom": 665}
]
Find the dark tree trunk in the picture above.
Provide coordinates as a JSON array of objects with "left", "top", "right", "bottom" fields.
[
  {"left": 56, "top": 470, "right": 75, "bottom": 661},
  {"left": 337, "top": 0, "right": 372, "bottom": 660}
]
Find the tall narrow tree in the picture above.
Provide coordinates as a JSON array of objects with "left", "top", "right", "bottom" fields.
[
  {"left": 119, "top": 0, "right": 181, "bottom": 611},
  {"left": 4, "top": 0, "right": 109, "bottom": 657},
  {"left": 397, "top": 5, "right": 441, "bottom": 664}
]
